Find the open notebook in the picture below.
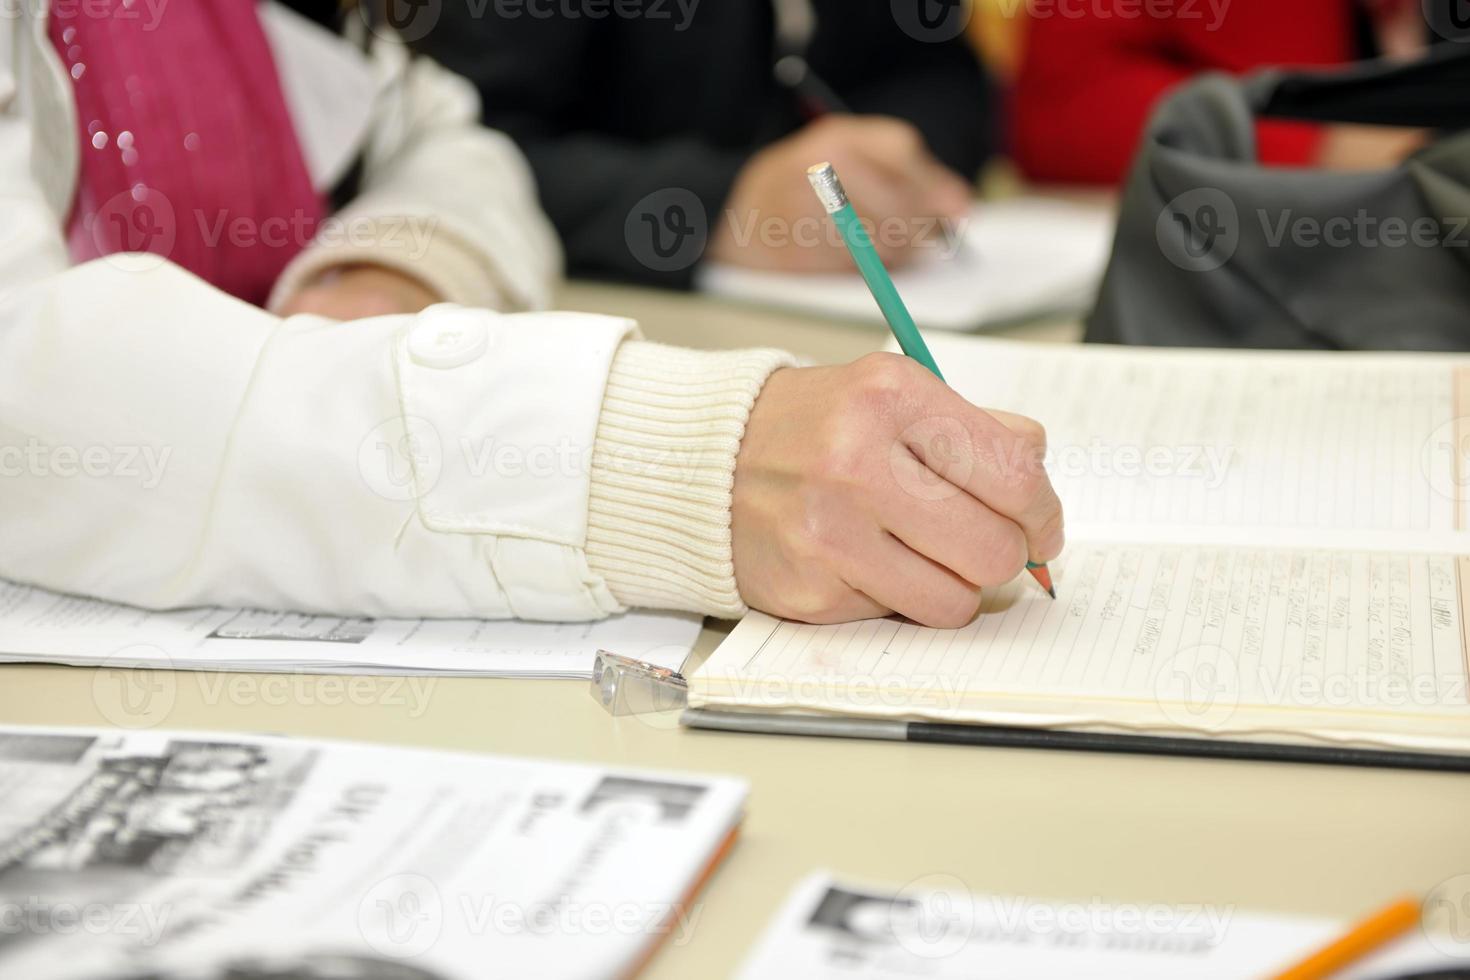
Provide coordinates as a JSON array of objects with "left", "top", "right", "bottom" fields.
[
  {"left": 689, "top": 337, "right": 1470, "bottom": 760},
  {"left": 695, "top": 198, "right": 1115, "bottom": 331}
]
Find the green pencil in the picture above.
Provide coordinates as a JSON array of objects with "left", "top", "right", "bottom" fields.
[{"left": 806, "top": 161, "right": 1055, "bottom": 599}]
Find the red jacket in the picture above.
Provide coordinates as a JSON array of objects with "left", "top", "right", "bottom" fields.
[{"left": 1011, "top": 1, "right": 1359, "bottom": 184}]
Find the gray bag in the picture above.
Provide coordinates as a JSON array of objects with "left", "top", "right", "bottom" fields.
[{"left": 1085, "top": 46, "right": 1470, "bottom": 351}]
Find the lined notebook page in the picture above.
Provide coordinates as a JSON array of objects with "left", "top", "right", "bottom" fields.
[
  {"left": 695, "top": 545, "right": 1468, "bottom": 725},
  {"left": 923, "top": 337, "right": 1466, "bottom": 537}
]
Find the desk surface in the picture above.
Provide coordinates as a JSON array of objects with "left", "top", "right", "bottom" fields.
[{"left": 2, "top": 283, "right": 1467, "bottom": 978}]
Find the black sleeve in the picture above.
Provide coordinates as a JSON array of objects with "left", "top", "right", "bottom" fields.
[
  {"left": 516, "top": 134, "right": 750, "bottom": 289},
  {"left": 417, "top": 7, "right": 749, "bottom": 288},
  {"left": 832, "top": 8, "right": 997, "bottom": 179},
  {"left": 418, "top": 2, "right": 995, "bottom": 287}
]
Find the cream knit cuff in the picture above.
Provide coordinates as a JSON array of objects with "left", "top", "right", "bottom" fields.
[
  {"left": 586, "top": 340, "right": 796, "bottom": 618},
  {"left": 267, "top": 215, "right": 510, "bottom": 314}
]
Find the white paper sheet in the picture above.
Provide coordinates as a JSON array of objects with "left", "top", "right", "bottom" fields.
[
  {"left": 0, "top": 726, "right": 746, "bottom": 980},
  {"left": 920, "top": 334, "right": 1469, "bottom": 539},
  {"left": 0, "top": 579, "right": 701, "bottom": 678},
  {"left": 737, "top": 873, "right": 1465, "bottom": 980},
  {"left": 696, "top": 199, "right": 1115, "bottom": 331},
  {"left": 699, "top": 545, "right": 1468, "bottom": 723}
]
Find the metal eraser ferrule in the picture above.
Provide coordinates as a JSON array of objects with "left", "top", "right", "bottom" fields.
[{"left": 807, "top": 162, "right": 848, "bottom": 214}]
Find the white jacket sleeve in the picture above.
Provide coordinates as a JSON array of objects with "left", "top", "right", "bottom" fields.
[
  {"left": 0, "top": 259, "right": 640, "bottom": 621},
  {"left": 0, "top": 14, "right": 795, "bottom": 623},
  {"left": 0, "top": 14, "right": 626, "bottom": 622},
  {"left": 0, "top": 7, "right": 629, "bottom": 620},
  {"left": 265, "top": 12, "right": 563, "bottom": 314}
]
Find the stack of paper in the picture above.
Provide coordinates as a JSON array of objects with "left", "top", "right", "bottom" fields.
[
  {"left": 0, "top": 579, "right": 701, "bottom": 678},
  {"left": 738, "top": 873, "right": 1465, "bottom": 979},
  {"left": 0, "top": 726, "right": 746, "bottom": 979},
  {"left": 696, "top": 198, "right": 1115, "bottom": 331}
]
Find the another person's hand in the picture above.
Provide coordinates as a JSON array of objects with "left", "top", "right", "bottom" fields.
[
  {"left": 1366, "top": 0, "right": 1427, "bottom": 62},
  {"left": 708, "top": 115, "right": 973, "bottom": 274},
  {"left": 1315, "top": 124, "right": 1428, "bottom": 172},
  {"left": 732, "top": 353, "right": 1065, "bottom": 628},
  {"left": 277, "top": 264, "right": 439, "bottom": 320}
]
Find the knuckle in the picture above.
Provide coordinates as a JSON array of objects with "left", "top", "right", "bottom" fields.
[
  {"left": 785, "top": 580, "right": 858, "bottom": 624},
  {"left": 993, "top": 440, "right": 1046, "bottom": 497},
  {"left": 787, "top": 506, "right": 844, "bottom": 564},
  {"left": 812, "top": 433, "right": 866, "bottom": 486},
  {"left": 808, "top": 115, "right": 844, "bottom": 142},
  {"left": 854, "top": 350, "right": 908, "bottom": 384},
  {"left": 1034, "top": 506, "right": 1067, "bottom": 558},
  {"left": 786, "top": 519, "right": 824, "bottom": 565},
  {"left": 1008, "top": 421, "right": 1046, "bottom": 458},
  {"left": 1012, "top": 464, "right": 1047, "bottom": 500},
  {"left": 850, "top": 353, "right": 914, "bottom": 408},
  {"left": 972, "top": 528, "right": 1028, "bottom": 586},
  {"left": 1016, "top": 417, "right": 1047, "bottom": 451},
  {"left": 913, "top": 587, "right": 982, "bottom": 630},
  {"left": 881, "top": 118, "right": 924, "bottom": 152}
]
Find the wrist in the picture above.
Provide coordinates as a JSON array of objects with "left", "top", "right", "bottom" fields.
[
  {"left": 274, "top": 264, "right": 441, "bottom": 320},
  {"left": 585, "top": 340, "right": 795, "bottom": 617},
  {"left": 268, "top": 215, "right": 509, "bottom": 314}
]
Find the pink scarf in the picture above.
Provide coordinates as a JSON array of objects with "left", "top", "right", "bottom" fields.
[{"left": 50, "top": 0, "right": 327, "bottom": 306}]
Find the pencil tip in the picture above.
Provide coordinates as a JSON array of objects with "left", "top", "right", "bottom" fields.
[{"left": 1047, "top": 587, "right": 1057, "bottom": 600}]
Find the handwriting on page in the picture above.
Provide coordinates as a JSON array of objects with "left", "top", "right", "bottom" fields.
[
  {"left": 934, "top": 343, "right": 1457, "bottom": 534},
  {"left": 737, "top": 545, "right": 1467, "bottom": 715}
]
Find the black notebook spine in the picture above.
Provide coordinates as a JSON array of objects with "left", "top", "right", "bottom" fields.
[{"left": 906, "top": 723, "right": 1470, "bottom": 773}]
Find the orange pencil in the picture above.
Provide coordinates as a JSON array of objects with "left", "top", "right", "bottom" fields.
[
  {"left": 1270, "top": 897, "right": 1421, "bottom": 980},
  {"left": 1025, "top": 561, "right": 1055, "bottom": 599}
]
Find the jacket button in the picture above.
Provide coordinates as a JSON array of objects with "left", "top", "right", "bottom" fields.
[{"left": 408, "top": 310, "right": 490, "bottom": 369}]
